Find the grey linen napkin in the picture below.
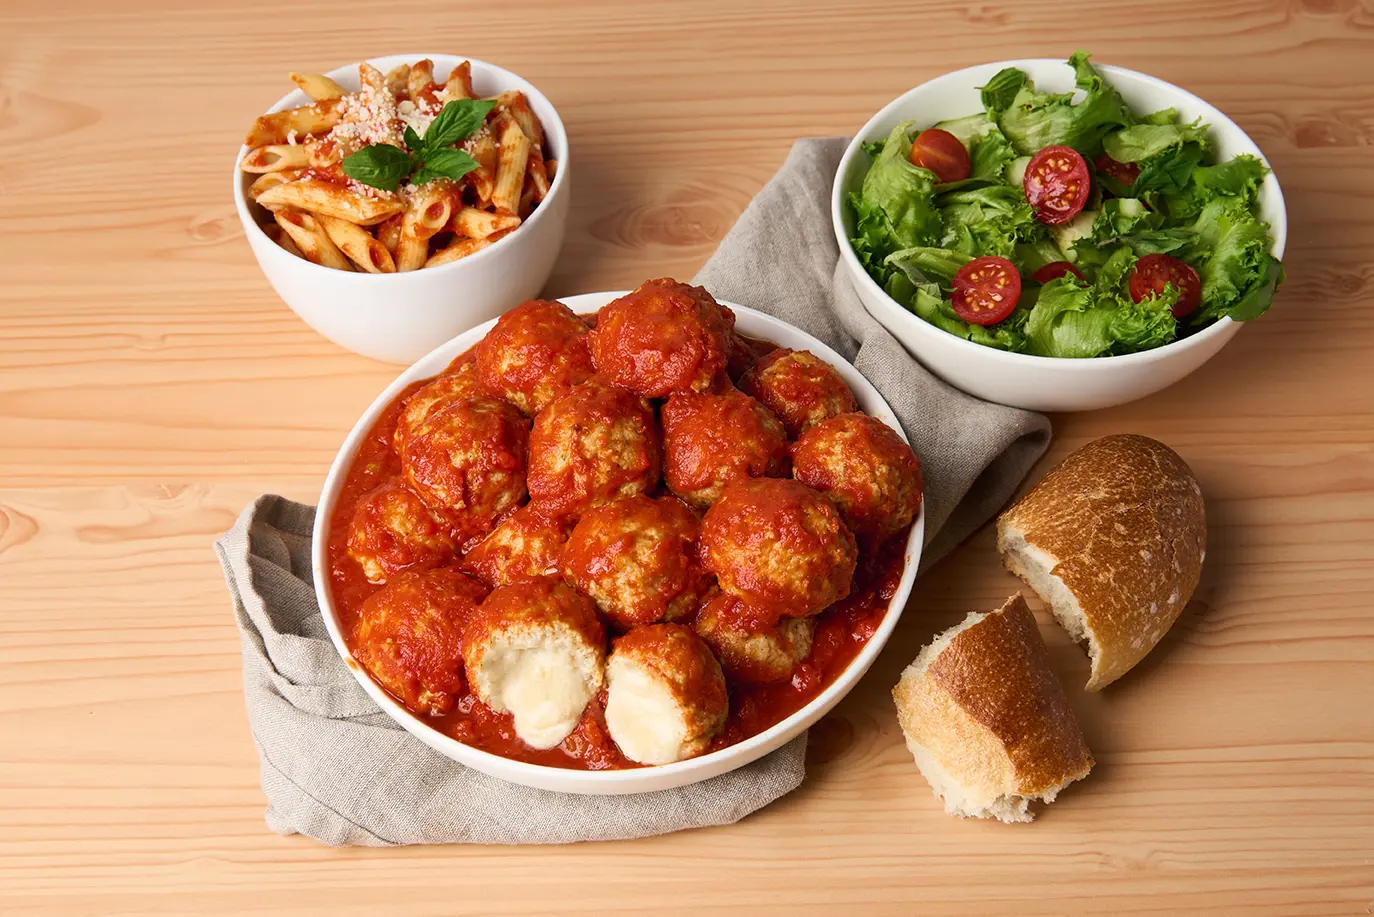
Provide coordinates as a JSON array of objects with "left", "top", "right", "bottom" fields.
[{"left": 215, "top": 137, "right": 1049, "bottom": 847}]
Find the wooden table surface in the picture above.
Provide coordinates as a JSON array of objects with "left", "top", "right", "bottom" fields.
[{"left": 3, "top": 1, "right": 1372, "bottom": 914}]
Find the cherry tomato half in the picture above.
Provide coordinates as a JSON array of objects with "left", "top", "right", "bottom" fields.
[
  {"left": 1024, "top": 145, "right": 1091, "bottom": 225},
  {"left": 1129, "top": 253, "right": 1202, "bottom": 318},
  {"left": 907, "top": 128, "right": 972, "bottom": 183},
  {"left": 951, "top": 256, "right": 1022, "bottom": 326},
  {"left": 1031, "top": 261, "right": 1085, "bottom": 284},
  {"left": 1094, "top": 153, "right": 1140, "bottom": 188}
]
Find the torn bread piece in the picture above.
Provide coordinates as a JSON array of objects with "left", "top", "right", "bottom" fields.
[
  {"left": 893, "top": 595, "right": 1093, "bottom": 823},
  {"left": 997, "top": 433, "right": 1206, "bottom": 690}
]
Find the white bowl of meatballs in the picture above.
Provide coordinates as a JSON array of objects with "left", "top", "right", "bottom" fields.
[{"left": 314, "top": 279, "right": 926, "bottom": 794}]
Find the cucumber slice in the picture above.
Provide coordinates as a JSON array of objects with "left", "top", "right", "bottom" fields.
[
  {"left": 1005, "top": 156, "right": 1031, "bottom": 186},
  {"left": 1049, "top": 209, "right": 1099, "bottom": 260}
]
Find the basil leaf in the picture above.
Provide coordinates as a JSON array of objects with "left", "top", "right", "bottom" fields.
[
  {"left": 420, "top": 99, "right": 497, "bottom": 152},
  {"left": 341, "top": 144, "right": 414, "bottom": 191},
  {"left": 404, "top": 125, "right": 423, "bottom": 153},
  {"left": 412, "top": 148, "right": 480, "bottom": 186}
]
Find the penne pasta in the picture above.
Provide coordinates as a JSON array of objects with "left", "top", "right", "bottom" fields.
[
  {"left": 407, "top": 59, "right": 435, "bottom": 102},
  {"left": 267, "top": 224, "right": 305, "bottom": 259},
  {"left": 244, "top": 99, "right": 343, "bottom": 147},
  {"left": 256, "top": 180, "right": 405, "bottom": 225},
  {"left": 239, "top": 143, "right": 311, "bottom": 173},
  {"left": 443, "top": 61, "right": 474, "bottom": 100},
  {"left": 527, "top": 144, "right": 550, "bottom": 202},
  {"left": 359, "top": 62, "right": 387, "bottom": 94},
  {"left": 468, "top": 130, "right": 498, "bottom": 206},
  {"left": 289, "top": 72, "right": 346, "bottom": 101},
  {"left": 406, "top": 181, "right": 460, "bottom": 240},
  {"left": 308, "top": 140, "right": 341, "bottom": 168},
  {"left": 491, "top": 116, "right": 530, "bottom": 215},
  {"left": 318, "top": 214, "right": 397, "bottom": 273},
  {"left": 394, "top": 230, "right": 429, "bottom": 272},
  {"left": 493, "top": 90, "right": 544, "bottom": 149},
  {"left": 376, "top": 214, "right": 404, "bottom": 256},
  {"left": 544, "top": 158, "right": 559, "bottom": 181},
  {"left": 249, "top": 169, "right": 304, "bottom": 199},
  {"left": 449, "top": 206, "right": 521, "bottom": 239},
  {"left": 424, "top": 235, "right": 496, "bottom": 268},
  {"left": 273, "top": 209, "right": 353, "bottom": 271},
  {"left": 384, "top": 63, "right": 411, "bottom": 97}
]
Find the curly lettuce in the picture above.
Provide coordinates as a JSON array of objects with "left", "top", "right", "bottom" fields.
[{"left": 981, "top": 51, "right": 1132, "bottom": 158}]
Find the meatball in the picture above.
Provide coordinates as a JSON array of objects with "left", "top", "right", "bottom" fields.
[
  {"left": 462, "top": 579, "right": 607, "bottom": 750},
  {"left": 474, "top": 299, "right": 595, "bottom": 415},
  {"left": 526, "top": 383, "right": 660, "bottom": 520},
  {"left": 791, "top": 413, "right": 922, "bottom": 544},
  {"left": 352, "top": 567, "right": 489, "bottom": 715},
  {"left": 604, "top": 623, "right": 727, "bottom": 765},
  {"left": 393, "top": 359, "right": 484, "bottom": 450},
  {"left": 562, "top": 494, "right": 713, "bottom": 629},
  {"left": 399, "top": 396, "right": 530, "bottom": 545},
  {"left": 346, "top": 480, "right": 458, "bottom": 584},
  {"left": 693, "top": 590, "right": 815, "bottom": 684},
  {"left": 700, "top": 478, "right": 857, "bottom": 616},
  {"left": 460, "top": 504, "right": 571, "bottom": 589},
  {"left": 661, "top": 388, "right": 789, "bottom": 509},
  {"left": 588, "top": 278, "right": 735, "bottom": 397},
  {"left": 725, "top": 331, "right": 763, "bottom": 382},
  {"left": 739, "top": 348, "right": 858, "bottom": 438}
]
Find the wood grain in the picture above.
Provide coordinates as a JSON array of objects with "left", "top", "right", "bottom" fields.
[{"left": 2, "top": 0, "right": 1373, "bottom": 914}]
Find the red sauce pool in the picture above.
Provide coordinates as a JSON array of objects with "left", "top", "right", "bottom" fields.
[{"left": 326, "top": 343, "right": 912, "bottom": 770}]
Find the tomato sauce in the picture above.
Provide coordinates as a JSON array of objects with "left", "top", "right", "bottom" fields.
[{"left": 326, "top": 340, "right": 911, "bottom": 771}]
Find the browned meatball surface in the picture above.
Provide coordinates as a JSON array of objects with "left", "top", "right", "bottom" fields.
[
  {"left": 738, "top": 348, "right": 858, "bottom": 438},
  {"left": 346, "top": 479, "right": 458, "bottom": 584},
  {"left": 393, "top": 359, "right": 485, "bottom": 451},
  {"left": 562, "top": 494, "right": 713, "bottom": 629},
  {"left": 352, "top": 567, "right": 489, "bottom": 715},
  {"left": 693, "top": 590, "right": 814, "bottom": 684},
  {"left": 588, "top": 278, "right": 735, "bottom": 398},
  {"left": 661, "top": 388, "right": 789, "bottom": 509},
  {"left": 460, "top": 503, "right": 571, "bottom": 588},
  {"left": 474, "top": 299, "right": 595, "bottom": 415},
  {"left": 700, "top": 478, "right": 857, "bottom": 616},
  {"left": 526, "top": 383, "right": 660, "bottom": 520},
  {"left": 791, "top": 413, "right": 922, "bottom": 545},
  {"left": 399, "top": 396, "right": 530, "bottom": 545}
]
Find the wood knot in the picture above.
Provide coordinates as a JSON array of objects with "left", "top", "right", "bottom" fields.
[{"left": 187, "top": 209, "right": 242, "bottom": 244}]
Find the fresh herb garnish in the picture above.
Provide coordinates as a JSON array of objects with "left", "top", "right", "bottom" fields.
[{"left": 342, "top": 98, "right": 495, "bottom": 191}]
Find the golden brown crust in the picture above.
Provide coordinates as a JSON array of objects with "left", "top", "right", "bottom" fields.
[
  {"left": 997, "top": 434, "right": 1206, "bottom": 690},
  {"left": 924, "top": 595, "right": 1094, "bottom": 796},
  {"left": 474, "top": 299, "right": 595, "bottom": 416}
]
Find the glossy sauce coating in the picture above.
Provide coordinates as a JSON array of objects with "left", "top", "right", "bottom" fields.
[
  {"left": 739, "top": 348, "right": 857, "bottom": 438},
  {"left": 475, "top": 299, "right": 595, "bottom": 415},
  {"left": 661, "top": 388, "right": 789, "bottom": 509}
]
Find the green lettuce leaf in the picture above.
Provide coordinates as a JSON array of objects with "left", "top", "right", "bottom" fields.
[
  {"left": 1103, "top": 117, "right": 1209, "bottom": 163},
  {"left": 859, "top": 121, "right": 945, "bottom": 250},
  {"left": 1186, "top": 197, "right": 1276, "bottom": 322},
  {"left": 1083, "top": 198, "right": 1195, "bottom": 256},
  {"left": 1163, "top": 154, "right": 1270, "bottom": 219},
  {"left": 886, "top": 246, "right": 973, "bottom": 289},
  {"left": 1026, "top": 251, "right": 1177, "bottom": 357},
  {"left": 910, "top": 281, "right": 1031, "bottom": 352},
  {"left": 936, "top": 185, "right": 1041, "bottom": 258},
  {"left": 983, "top": 51, "right": 1133, "bottom": 158}
]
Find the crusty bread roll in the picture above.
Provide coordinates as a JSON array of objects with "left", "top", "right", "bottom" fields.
[
  {"left": 997, "top": 434, "right": 1206, "bottom": 691},
  {"left": 893, "top": 595, "right": 1093, "bottom": 823}
]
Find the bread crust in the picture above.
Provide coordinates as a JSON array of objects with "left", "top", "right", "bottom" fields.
[{"left": 997, "top": 434, "right": 1206, "bottom": 690}]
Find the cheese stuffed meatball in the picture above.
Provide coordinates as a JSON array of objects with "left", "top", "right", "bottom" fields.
[
  {"left": 399, "top": 396, "right": 530, "bottom": 545},
  {"left": 700, "top": 478, "right": 857, "bottom": 616},
  {"left": 462, "top": 579, "right": 606, "bottom": 750},
  {"left": 739, "top": 348, "right": 858, "bottom": 438},
  {"left": 352, "top": 567, "right": 489, "bottom": 715},
  {"left": 526, "top": 382, "right": 660, "bottom": 520},
  {"left": 460, "top": 503, "right": 571, "bottom": 589},
  {"left": 474, "top": 299, "right": 595, "bottom": 415},
  {"left": 561, "top": 494, "right": 712, "bottom": 629},
  {"left": 346, "top": 480, "right": 458, "bottom": 584},
  {"left": 588, "top": 278, "right": 734, "bottom": 397},
  {"left": 393, "top": 359, "right": 484, "bottom": 450},
  {"left": 791, "top": 413, "right": 922, "bottom": 545},
  {"left": 661, "top": 388, "right": 789, "bottom": 509},
  {"left": 604, "top": 623, "right": 727, "bottom": 765},
  {"left": 693, "top": 590, "right": 815, "bottom": 684}
]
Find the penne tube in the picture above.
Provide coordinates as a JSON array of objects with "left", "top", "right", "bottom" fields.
[
  {"left": 406, "top": 181, "right": 460, "bottom": 241},
  {"left": 527, "top": 145, "right": 550, "bottom": 202},
  {"left": 307, "top": 140, "right": 341, "bottom": 168},
  {"left": 424, "top": 235, "right": 496, "bottom": 268},
  {"left": 273, "top": 209, "right": 352, "bottom": 271},
  {"left": 394, "top": 230, "right": 429, "bottom": 273},
  {"left": 360, "top": 62, "right": 387, "bottom": 94},
  {"left": 270, "top": 225, "right": 305, "bottom": 259},
  {"left": 518, "top": 176, "right": 536, "bottom": 219},
  {"left": 376, "top": 214, "right": 404, "bottom": 256},
  {"left": 468, "top": 130, "right": 498, "bottom": 206},
  {"left": 256, "top": 180, "right": 405, "bottom": 225},
  {"left": 449, "top": 206, "right": 521, "bottom": 239},
  {"left": 239, "top": 143, "right": 311, "bottom": 173},
  {"left": 407, "top": 59, "right": 435, "bottom": 102},
  {"left": 493, "top": 90, "right": 544, "bottom": 149},
  {"left": 443, "top": 61, "right": 474, "bottom": 100},
  {"left": 244, "top": 99, "right": 343, "bottom": 147},
  {"left": 249, "top": 169, "right": 304, "bottom": 199},
  {"left": 318, "top": 215, "right": 396, "bottom": 273},
  {"left": 289, "top": 72, "right": 346, "bottom": 101},
  {"left": 384, "top": 63, "right": 411, "bottom": 96},
  {"left": 544, "top": 158, "right": 559, "bottom": 181},
  {"left": 491, "top": 116, "right": 530, "bottom": 215}
]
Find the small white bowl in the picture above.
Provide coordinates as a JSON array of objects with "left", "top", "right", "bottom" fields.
[
  {"left": 313, "top": 291, "right": 925, "bottom": 794},
  {"left": 233, "top": 53, "right": 570, "bottom": 364},
  {"left": 832, "top": 59, "right": 1287, "bottom": 413}
]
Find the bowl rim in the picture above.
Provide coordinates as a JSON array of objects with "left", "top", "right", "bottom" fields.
[
  {"left": 830, "top": 57, "right": 1288, "bottom": 369},
  {"left": 231, "top": 52, "right": 569, "bottom": 282},
  {"left": 311, "top": 291, "right": 925, "bottom": 792}
]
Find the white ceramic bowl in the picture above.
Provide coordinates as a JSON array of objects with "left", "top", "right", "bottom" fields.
[
  {"left": 833, "top": 59, "right": 1287, "bottom": 412},
  {"left": 313, "top": 292, "right": 925, "bottom": 794},
  {"left": 233, "top": 53, "right": 570, "bottom": 364}
]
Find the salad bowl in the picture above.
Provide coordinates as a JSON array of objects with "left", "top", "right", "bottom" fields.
[{"left": 832, "top": 58, "right": 1287, "bottom": 413}]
